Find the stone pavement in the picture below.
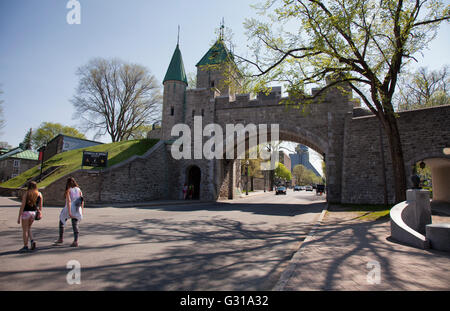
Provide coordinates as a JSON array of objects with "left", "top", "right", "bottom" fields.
[{"left": 275, "top": 208, "right": 450, "bottom": 290}]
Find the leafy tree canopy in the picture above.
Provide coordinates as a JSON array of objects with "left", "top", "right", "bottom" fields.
[{"left": 32, "top": 122, "right": 86, "bottom": 150}]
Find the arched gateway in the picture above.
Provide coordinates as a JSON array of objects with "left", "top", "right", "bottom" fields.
[{"left": 155, "top": 36, "right": 450, "bottom": 205}]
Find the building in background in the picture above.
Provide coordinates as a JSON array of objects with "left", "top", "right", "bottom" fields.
[
  {"left": 290, "top": 144, "right": 321, "bottom": 177},
  {"left": 279, "top": 150, "right": 292, "bottom": 172},
  {"left": 42, "top": 134, "right": 103, "bottom": 162},
  {"left": 0, "top": 148, "right": 39, "bottom": 182}
]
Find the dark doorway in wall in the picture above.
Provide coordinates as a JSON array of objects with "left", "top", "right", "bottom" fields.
[{"left": 187, "top": 165, "right": 201, "bottom": 200}]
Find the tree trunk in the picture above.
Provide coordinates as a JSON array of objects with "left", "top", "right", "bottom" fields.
[{"left": 382, "top": 113, "right": 407, "bottom": 203}]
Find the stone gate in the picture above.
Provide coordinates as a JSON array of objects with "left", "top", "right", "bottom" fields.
[{"left": 154, "top": 38, "right": 450, "bottom": 205}]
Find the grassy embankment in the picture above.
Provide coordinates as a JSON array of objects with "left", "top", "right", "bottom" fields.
[{"left": 0, "top": 139, "right": 158, "bottom": 189}]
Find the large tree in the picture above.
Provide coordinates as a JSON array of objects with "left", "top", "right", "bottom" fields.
[
  {"left": 71, "top": 58, "right": 162, "bottom": 142},
  {"left": 275, "top": 162, "right": 292, "bottom": 182},
  {"left": 32, "top": 122, "right": 86, "bottom": 150},
  {"left": 293, "top": 164, "right": 322, "bottom": 185},
  {"left": 21, "top": 128, "right": 33, "bottom": 150},
  {"left": 239, "top": 0, "right": 449, "bottom": 203},
  {"left": 396, "top": 65, "right": 449, "bottom": 111}
]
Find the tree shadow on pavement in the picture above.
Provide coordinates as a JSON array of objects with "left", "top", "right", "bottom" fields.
[
  {"left": 135, "top": 201, "right": 326, "bottom": 217},
  {"left": 0, "top": 215, "right": 316, "bottom": 291},
  {"left": 282, "top": 215, "right": 450, "bottom": 291}
]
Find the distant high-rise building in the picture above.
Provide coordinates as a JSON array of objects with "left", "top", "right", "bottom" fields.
[{"left": 290, "top": 144, "right": 321, "bottom": 177}]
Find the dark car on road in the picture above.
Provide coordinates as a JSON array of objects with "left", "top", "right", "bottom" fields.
[
  {"left": 275, "top": 186, "right": 287, "bottom": 195},
  {"left": 316, "top": 184, "right": 325, "bottom": 195},
  {"left": 294, "top": 185, "right": 301, "bottom": 191}
]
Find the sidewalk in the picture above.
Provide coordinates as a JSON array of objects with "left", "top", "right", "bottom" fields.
[
  {"left": 0, "top": 189, "right": 268, "bottom": 208},
  {"left": 236, "top": 190, "right": 268, "bottom": 199},
  {"left": 0, "top": 196, "right": 21, "bottom": 207},
  {"left": 86, "top": 199, "right": 213, "bottom": 208},
  {"left": 275, "top": 208, "right": 450, "bottom": 290},
  {"left": 0, "top": 195, "right": 213, "bottom": 209}
]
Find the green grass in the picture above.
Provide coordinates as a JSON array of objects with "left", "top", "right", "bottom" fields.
[
  {"left": 0, "top": 139, "right": 158, "bottom": 189},
  {"left": 329, "top": 203, "right": 393, "bottom": 221}
]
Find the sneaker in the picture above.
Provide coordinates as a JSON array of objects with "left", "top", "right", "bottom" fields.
[
  {"left": 30, "top": 241, "right": 36, "bottom": 251},
  {"left": 53, "top": 239, "right": 63, "bottom": 245},
  {"left": 70, "top": 241, "right": 78, "bottom": 247},
  {"left": 19, "top": 246, "right": 29, "bottom": 253}
]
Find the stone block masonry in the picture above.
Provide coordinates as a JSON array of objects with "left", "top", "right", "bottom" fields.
[
  {"left": 42, "top": 141, "right": 169, "bottom": 206},
  {"left": 341, "top": 105, "right": 450, "bottom": 204}
]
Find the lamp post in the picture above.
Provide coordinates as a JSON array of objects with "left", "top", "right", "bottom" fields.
[
  {"left": 245, "top": 160, "right": 249, "bottom": 196},
  {"left": 264, "top": 170, "right": 266, "bottom": 192},
  {"left": 37, "top": 146, "right": 46, "bottom": 182}
]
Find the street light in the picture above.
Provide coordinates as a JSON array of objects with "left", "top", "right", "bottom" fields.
[
  {"left": 245, "top": 160, "right": 249, "bottom": 196},
  {"left": 264, "top": 170, "right": 266, "bottom": 192},
  {"left": 37, "top": 145, "right": 46, "bottom": 182}
]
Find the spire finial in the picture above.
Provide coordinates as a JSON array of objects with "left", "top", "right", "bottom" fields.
[
  {"left": 177, "top": 25, "right": 180, "bottom": 46},
  {"left": 219, "top": 18, "right": 225, "bottom": 40}
]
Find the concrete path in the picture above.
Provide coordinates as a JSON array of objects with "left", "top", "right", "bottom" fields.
[
  {"left": 0, "top": 190, "right": 326, "bottom": 290},
  {"left": 276, "top": 207, "right": 450, "bottom": 290}
]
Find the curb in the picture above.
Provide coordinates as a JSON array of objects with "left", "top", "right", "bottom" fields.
[
  {"left": 86, "top": 200, "right": 214, "bottom": 209},
  {"left": 272, "top": 203, "right": 329, "bottom": 291},
  {"left": 237, "top": 191, "right": 270, "bottom": 199}
]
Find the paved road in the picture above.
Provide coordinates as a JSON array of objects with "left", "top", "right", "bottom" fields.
[{"left": 0, "top": 190, "right": 326, "bottom": 290}]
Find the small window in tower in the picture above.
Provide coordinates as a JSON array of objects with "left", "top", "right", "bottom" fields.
[
  {"left": 210, "top": 80, "right": 215, "bottom": 88},
  {"left": 201, "top": 109, "right": 205, "bottom": 117},
  {"left": 192, "top": 110, "right": 195, "bottom": 118},
  {"left": 171, "top": 107, "right": 174, "bottom": 116}
]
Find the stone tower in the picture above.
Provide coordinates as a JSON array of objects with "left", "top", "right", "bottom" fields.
[
  {"left": 195, "top": 38, "right": 241, "bottom": 99},
  {"left": 161, "top": 43, "right": 188, "bottom": 140}
]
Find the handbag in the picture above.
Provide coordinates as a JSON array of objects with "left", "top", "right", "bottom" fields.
[
  {"left": 35, "top": 209, "right": 42, "bottom": 221},
  {"left": 34, "top": 195, "right": 42, "bottom": 220},
  {"left": 74, "top": 196, "right": 84, "bottom": 208}
]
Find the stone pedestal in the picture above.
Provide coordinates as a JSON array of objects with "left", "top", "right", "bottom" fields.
[
  {"left": 405, "top": 189, "right": 432, "bottom": 235},
  {"left": 426, "top": 224, "right": 450, "bottom": 252}
]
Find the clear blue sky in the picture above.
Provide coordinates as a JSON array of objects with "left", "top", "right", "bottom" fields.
[{"left": 1, "top": 0, "right": 449, "bottom": 149}]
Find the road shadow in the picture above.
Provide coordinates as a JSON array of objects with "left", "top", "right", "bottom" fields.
[
  {"left": 0, "top": 213, "right": 318, "bottom": 290},
  {"left": 133, "top": 201, "right": 326, "bottom": 217}
]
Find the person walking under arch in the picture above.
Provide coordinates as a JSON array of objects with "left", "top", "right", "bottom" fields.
[
  {"left": 183, "top": 183, "right": 188, "bottom": 200},
  {"left": 54, "top": 177, "right": 84, "bottom": 247},
  {"left": 17, "top": 181, "right": 43, "bottom": 252}
]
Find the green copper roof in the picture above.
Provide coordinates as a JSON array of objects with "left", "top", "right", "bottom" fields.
[
  {"left": 163, "top": 44, "right": 188, "bottom": 85},
  {"left": 0, "top": 148, "right": 38, "bottom": 161},
  {"left": 196, "top": 39, "right": 234, "bottom": 67},
  {"left": 12, "top": 150, "right": 39, "bottom": 161}
]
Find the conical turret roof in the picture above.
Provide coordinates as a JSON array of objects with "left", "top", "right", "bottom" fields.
[
  {"left": 163, "top": 44, "right": 188, "bottom": 85},
  {"left": 196, "top": 39, "right": 234, "bottom": 67}
]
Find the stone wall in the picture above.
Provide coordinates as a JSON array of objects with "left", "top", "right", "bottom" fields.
[
  {"left": 41, "top": 141, "right": 169, "bottom": 206},
  {"left": 341, "top": 105, "right": 450, "bottom": 204}
]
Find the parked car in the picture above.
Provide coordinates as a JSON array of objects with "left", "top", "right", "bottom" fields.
[
  {"left": 294, "top": 185, "right": 301, "bottom": 191},
  {"left": 276, "top": 186, "right": 287, "bottom": 195},
  {"left": 305, "top": 185, "right": 313, "bottom": 191}
]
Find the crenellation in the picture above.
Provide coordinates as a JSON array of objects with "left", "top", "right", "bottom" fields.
[{"left": 35, "top": 34, "right": 450, "bottom": 206}]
